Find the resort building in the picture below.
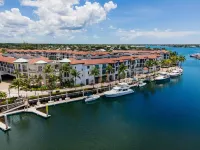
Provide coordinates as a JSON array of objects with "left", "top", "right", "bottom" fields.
[{"left": 0, "top": 49, "right": 170, "bottom": 85}]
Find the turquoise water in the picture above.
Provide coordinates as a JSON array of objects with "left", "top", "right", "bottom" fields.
[{"left": 1, "top": 47, "right": 200, "bottom": 150}]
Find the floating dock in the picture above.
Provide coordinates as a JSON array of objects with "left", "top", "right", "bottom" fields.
[
  {"left": 0, "top": 94, "right": 105, "bottom": 131},
  {"left": 0, "top": 119, "right": 11, "bottom": 131}
]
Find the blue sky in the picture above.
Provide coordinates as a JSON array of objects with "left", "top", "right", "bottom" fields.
[{"left": 0, "top": 0, "right": 200, "bottom": 44}]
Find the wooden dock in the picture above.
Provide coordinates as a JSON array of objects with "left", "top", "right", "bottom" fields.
[{"left": 0, "top": 93, "right": 104, "bottom": 131}]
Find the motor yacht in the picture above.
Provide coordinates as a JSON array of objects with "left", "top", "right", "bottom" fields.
[
  {"left": 104, "top": 83, "right": 134, "bottom": 98},
  {"left": 155, "top": 72, "right": 170, "bottom": 83},
  {"left": 169, "top": 70, "right": 181, "bottom": 78}
]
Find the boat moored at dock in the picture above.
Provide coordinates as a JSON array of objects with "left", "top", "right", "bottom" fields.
[
  {"left": 169, "top": 70, "right": 181, "bottom": 78},
  {"left": 155, "top": 72, "right": 170, "bottom": 83},
  {"left": 104, "top": 83, "right": 134, "bottom": 98},
  {"left": 85, "top": 95, "right": 100, "bottom": 103}
]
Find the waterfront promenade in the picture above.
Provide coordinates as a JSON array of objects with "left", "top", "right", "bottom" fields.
[{"left": 0, "top": 67, "right": 176, "bottom": 98}]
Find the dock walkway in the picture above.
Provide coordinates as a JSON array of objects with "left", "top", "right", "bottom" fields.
[{"left": 0, "top": 93, "right": 104, "bottom": 131}]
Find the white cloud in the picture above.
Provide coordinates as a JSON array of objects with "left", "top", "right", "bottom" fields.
[
  {"left": 0, "top": 8, "right": 34, "bottom": 37},
  {"left": 117, "top": 28, "right": 200, "bottom": 41},
  {"left": 104, "top": 1, "right": 117, "bottom": 12},
  {"left": 109, "top": 25, "right": 117, "bottom": 30},
  {"left": 93, "top": 35, "right": 100, "bottom": 39},
  {"left": 0, "top": 0, "right": 4, "bottom": 6},
  {"left": 0, "top": 0, "right": 117, "bottom": 39}
]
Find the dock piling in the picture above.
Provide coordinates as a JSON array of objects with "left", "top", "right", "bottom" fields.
[
  {"left": 46, "top": 105, "right": 49, "bottom": 117},
  {"left": 4, "top": 115, "right": 8, "bottom": 130}
]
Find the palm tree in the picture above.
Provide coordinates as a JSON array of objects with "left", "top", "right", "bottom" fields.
[
  {"left": 22, "top": 78, "right": 31, "bottom": 97},
  {"left": 170, "top": 56, "right": 179, "bottom": 66},
  {"left": 106, "top": 64, "right": 114, "bottom": 82},
  {"left": 36, "top": 75, "right": 43, "bottom": 87},
  {"left": 9, "top": 78, "right": 23, "bottom": 97},
  {"left": 44, "top": 64, "right": 53, "bottom": 75},
  {"left": 48, "top": 74, "right": 58, "bottom": 90},
  {"left": 90, "top": 67, "right": 100, "bottom": 88},
  {"left": 43, "top": 64, "right": 53, "bottom": 86},
  {"left": 106, "top": 64, "right": 114, "bottom": 90},
  {"left": 118, "top": 63, "right": 128, "bottom": 82},
  {"left": 14, "top": 69, "right": 21, "bottom": 78},
  {"left": 60, "top": 63, "right": 72, "bottom": 86},
  {"left": 71, "top": 69, "right": 81, "bottom": 87},
  {"left": 0, "top": 91, "right": 8, "bottom": 109},
  {"left": 169, "top": 51, "right": 178, "bottom": 57},
  {"left": 166, "top": 59, "right": 172, "bottom": 68},
  {"left": 161, "top": 59, "right": 172, "bottom": 68},
  {"left": 0, "top": 91, "right": 7, "bottom": 100},
  {"left": 145, "top": 60, "right": 154, "bottom": 73},
  {"left": 178, "top": 55, "right": 186, "bottom": 67}
]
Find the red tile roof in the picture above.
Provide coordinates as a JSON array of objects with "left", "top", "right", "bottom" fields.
[
  {"left": 28, "top": 57, "right": 52, "bottom": 64},
  {"left": 6, "top": 49, "right": 169, "bottom": 56},
  {"left": 0, "top": 55, "right": 16, "bottom": 64},
  {"left": 69, "top": 56, "right": 136, "bottom": 65}
]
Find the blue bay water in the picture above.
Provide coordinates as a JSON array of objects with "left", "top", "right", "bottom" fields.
[{"left": 1, "top": 47, "right": 200, "bottom": 150}]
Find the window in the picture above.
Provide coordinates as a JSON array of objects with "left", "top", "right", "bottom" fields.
[
  {"left": 87, "top": 66, "right": 90, "bottom": 69},
  {"left": 38, "top": 66, "right": 43, "bottom": 72}
]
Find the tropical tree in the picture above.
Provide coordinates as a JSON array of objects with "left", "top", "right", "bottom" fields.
[
  {"left": 152, "top": 60, "right": 160, "bottom": 73},
  {"left": 161, "top": 59, "right": 172, "bottom": 68},
  {"left": 178, "top": 55, "right": 186, "bottom": 67},
  {"left": 44, "top": 64, "right": 53, "bottom": 74},
  {"left": 0, "top": 91, "right": 8, "bottom": 109},
  {"left": 47, "top": 74, "right": 58, "bottom": 90},
  {"left": 43, "top": 64, "right": 53, "bottom": 86},
  {"left": 36, "top": 75, "right": 43, "bottom": 87},
  {"left": 118, "top": 63, "right": 128, "bottom": 82},
  {"left": 106, "top": 64, "right": 114, "bottom": 82},
  {"left": 145, "top": 60, "right": 154, "bottom": 73},
  {"left": 59, "top": 63, "right": 72, "bottom": 86},
  {"left": 22, "top": 78, "right": 31, "bottom": 97},
  {"left": 9, "top": 78, "right": 23, "bottom": 97},
  {"left": 71, "top": 69, "right": 81, "bottom": 87},
  {"left": 0, "top": 91, "right": 7, "bottom": 100},
  {"left": 170, "top": 56, "right": 179, "bottom": 66},
  {"left": 90, "top": 67, "right": 100, "bottom": 88},
  {"left": 14, "top": 69, "right": 21, "bottom": 78},
  {"left": 169, "top": 51, "right": 178, "bottom": 57}
]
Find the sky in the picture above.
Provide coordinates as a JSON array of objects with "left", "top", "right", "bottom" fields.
[{"left": 0, "top": 0, "right": 200, "bottom": 44}]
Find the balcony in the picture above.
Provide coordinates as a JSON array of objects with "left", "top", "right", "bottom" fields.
[
  {"left": 29, "top": 69, "right": 37, "bottom": 73},
  {"left": 22, "top": 69, "right": 28, "bottom": 72}
]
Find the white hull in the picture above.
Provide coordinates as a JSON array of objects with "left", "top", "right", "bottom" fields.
[
  {"left": 104, "top": 90, "right": 134, "bottom": 98},
  {"left": 138, "top": 83, "right": 147, "bottom": 87},
  {"left": 169, "top": 73, "right": 180, "bottom": 77},
  {"left": 155, "top": 77, "right": 170, "bottom": 81},
  {"left": 85, "top": 95, "right": 100, "bottom": 102}
]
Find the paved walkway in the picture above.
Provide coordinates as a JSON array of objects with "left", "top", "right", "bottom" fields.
[{"left": 0, "top": 67, "right": 178, "bottom": 98}]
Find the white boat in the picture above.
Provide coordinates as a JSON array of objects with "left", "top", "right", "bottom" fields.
[
  {"left": 176, "top": 68, "right": 183, "bottom": 74},
  {"left": 104, "top": 82, "right": 134, "bottom": 98},
  {"left": 138, "top": 81, "right": 147, "bottom": 87},
  {"left": 169, "top": 70, "right": 181, "bottom": 77},
  {"left": 155, "top": 72, "right": 170, "bottom": 83},
  {"left": 85, "top": 95, "right": 100, "bottom": 102}
]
